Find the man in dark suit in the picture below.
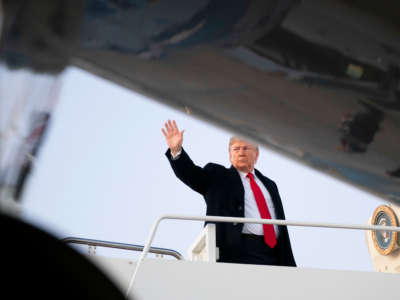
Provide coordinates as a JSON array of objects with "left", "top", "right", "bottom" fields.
[{"left": 162, "top": 120, "right": 296, "bottom": 266}]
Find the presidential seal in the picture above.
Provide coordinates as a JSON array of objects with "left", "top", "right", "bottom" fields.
[{"left": 371, "top": 205, "right": 399, "bottom": 255}]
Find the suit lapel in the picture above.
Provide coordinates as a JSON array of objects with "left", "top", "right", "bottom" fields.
[
  {"left": 255, "top": 169, "right": 284, "bottom": 219},
  {"left": 229, "top": 166, "right": 244, "bottom": 206},
  {"left": 255, "top": 169, "right": 273, "bottom": 194}
]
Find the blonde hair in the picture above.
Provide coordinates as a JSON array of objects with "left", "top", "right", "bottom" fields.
[{"left": 229, "top": 136, "right": 259, "bottom": 151}]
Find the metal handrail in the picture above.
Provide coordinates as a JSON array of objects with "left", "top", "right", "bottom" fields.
[
  {"left": 62, "top": 237, "right": 184, "bottom": 260},
  {"left": 125, "top": 214, "right": 400, "bottom": 297}
]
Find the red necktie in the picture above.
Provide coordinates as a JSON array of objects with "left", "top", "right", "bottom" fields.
[{"left": 246, "top": 173, "right": 277, "bottom": 248}]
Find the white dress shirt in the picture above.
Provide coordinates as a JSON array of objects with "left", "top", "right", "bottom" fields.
[{"left": 237, "top": 170, "right": 279, "bottom": 237}]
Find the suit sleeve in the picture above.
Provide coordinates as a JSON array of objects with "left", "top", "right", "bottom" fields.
[{"left": 166, "top": 148, "right": 212, "bottom": 195}]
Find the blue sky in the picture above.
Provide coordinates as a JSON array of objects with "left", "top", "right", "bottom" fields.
[{"left": 22, "top": 66, "right": 385, "bottom": 271}]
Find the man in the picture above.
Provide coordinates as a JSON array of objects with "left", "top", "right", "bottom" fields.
[{"left": 162, "top": 120, "right": 296, "bottom": 266}]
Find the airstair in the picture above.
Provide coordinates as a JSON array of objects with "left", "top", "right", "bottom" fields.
[{"left": 65, "top": 214, "right": 400, "bottom": 300}]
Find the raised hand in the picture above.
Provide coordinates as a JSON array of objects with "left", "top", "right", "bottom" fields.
[{"left": 162, "top": 120, "right": 184, "bottom": 156}]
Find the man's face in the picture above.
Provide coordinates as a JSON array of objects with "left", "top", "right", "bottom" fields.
[{"left": 229, "top": 139, "right": 259, "bottom": 173}]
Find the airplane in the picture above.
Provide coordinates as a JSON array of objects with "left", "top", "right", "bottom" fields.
[{"left": 0, "top": 0, "right": 399, "bottom": 299}]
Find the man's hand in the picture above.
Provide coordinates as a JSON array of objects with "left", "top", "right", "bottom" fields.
[{"left": 162, "top": 120, "right": 184, "bottom": 156}]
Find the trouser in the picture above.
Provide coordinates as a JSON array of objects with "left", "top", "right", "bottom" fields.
[{"left": 238, "top": 234, "right": 279, "bottom": 266}]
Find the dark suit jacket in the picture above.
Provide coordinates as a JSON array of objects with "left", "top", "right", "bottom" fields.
[{"left": 166, "top": 148, "right": 296, "bottom": 267}]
